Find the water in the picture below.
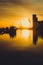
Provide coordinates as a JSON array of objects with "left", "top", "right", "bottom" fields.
[
  {"left": 0, "top": 29, "right": 43, "bottom": 64},
  {"left": 0, "top": 30, "right": 33, "bottom": 49},
  {"left": 0, "top": 29, "right": 43, "bottom": 50}
]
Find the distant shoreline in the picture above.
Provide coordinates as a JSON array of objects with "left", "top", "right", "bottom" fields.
[{"left": 16, "top": 28, "right": 33, "bottom": 30}]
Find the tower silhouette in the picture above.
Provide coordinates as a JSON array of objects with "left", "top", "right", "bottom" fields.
[
  {"left": 33, "top": 14, "right": 38, "bottom": 30},
  {"left": 33, "top": 14, "right": 38, "bottom": 45}
]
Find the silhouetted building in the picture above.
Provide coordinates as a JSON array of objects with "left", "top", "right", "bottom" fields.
[
  {"left": 33, "top": 14, "right": 43, "bottom": 44},
  {"left": 33, "top": 14, "right": 38, "bottom": 45},
  {"left": 38, "top": 21, "right": 43, "bottom": 38},
  {"left": 0, "top": 28, "right": 4, "bottom": 34},
  {"left": 9, "top": 26, "right": 16, "bottom": 38},
  {"left": 33, "top": 14, "right": 38, "bottom": 30},
  {"left": 33, "top": 14, "right": 43, "bottom": 30},
  {"left": 0, "top": 26, "right": 16, "bottom": 38}
]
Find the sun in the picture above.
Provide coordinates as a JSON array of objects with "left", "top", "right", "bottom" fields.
[{"left": 21, "top": 17, "right": 30, "bottom": 28}]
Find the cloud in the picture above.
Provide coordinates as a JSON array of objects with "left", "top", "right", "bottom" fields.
[
  {"left": 0, "top": 0, "right": 33, "bottom": 7},
  {"left": 0, "top": 0, "right": 43, "bottom": 8},
  {"left": 0, "top": 0, "right": 43, "bottom": 3},
  {"left": 0, "top": 0, "right": 43, "bottom": 18}
]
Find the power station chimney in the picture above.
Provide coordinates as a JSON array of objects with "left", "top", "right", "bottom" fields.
[
  {"left": 33, "top": 14, "right": 38, "bottom": 44},
  {"left": 33, "top": 14, "right": 38, "bottom": 29}
]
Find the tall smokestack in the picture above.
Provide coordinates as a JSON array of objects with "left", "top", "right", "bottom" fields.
[
  {"left": 33, "top": 14, "right": 38, "bottom": 29},
  {"left": 33, "top": 14, "right": 38, "bottom": 44}
]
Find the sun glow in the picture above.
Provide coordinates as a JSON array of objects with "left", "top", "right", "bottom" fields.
[{"left": 21, "top": 18, "right": 30, "bottom": 28}]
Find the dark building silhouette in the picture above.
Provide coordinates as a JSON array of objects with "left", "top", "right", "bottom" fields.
[
  {"left": 0, "top": 26, "right": 16, "bottom": 38},
  {"left": 0, "top": 28, "right": 5, "bottom": 34},
  {"left": 33, "top": 14, "right": 38, "bottom": 45},
  {"left": 38, "top": 21, "right": 43, "bottom": 38},
  {"left": 33, "top": 14, "right": 38, "bottom": 30},
  {"left": 9, "top": 26, "right": 16, "bottom": 38},
  {"left": 33, "top": 14, "right": 43, "bottom": 44}
]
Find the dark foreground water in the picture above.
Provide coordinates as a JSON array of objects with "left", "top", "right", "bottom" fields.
[{"left": 0, "top": 30, "right": 43, "bottom": 64}]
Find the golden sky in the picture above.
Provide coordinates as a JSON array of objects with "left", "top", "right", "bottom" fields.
[{"left": 0, "top": 0, "right": 43, "bottom": 27}]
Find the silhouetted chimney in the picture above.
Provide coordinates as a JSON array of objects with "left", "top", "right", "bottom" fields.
[
  {"left": 33, "top": 14, "right": 38, "bottom": 30},
  {"left": 33, "top": 14, "right": 38, "bottom": 22},
  {"left": 33, "top": 14, "right": 38, "bottom": 44}
]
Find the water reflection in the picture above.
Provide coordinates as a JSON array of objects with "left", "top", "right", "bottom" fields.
[
  {"left": 0, "top": 29, "right": 33, "bottom": 49},
  {"left": 38, "top": 28, "right": 43, "bottom": 38},
  {"left": 33, "top": 14, "right": 43, "bottom": 45},
  {"left": 33, "top": 26, "right": 43, "bottom": 45},
  {"left": 13, "top": 30, "right": 33, "bottom": 48},
  {"left": 21, "top": 30, "right": 30, "bottom": 38},
  {"left": 0, "top": 26, "right": 43, "bottom": 48},
  {"left": 33, "top": 28, "right": 38, "bottom": 45}
]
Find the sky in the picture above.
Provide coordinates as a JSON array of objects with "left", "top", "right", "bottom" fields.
[{"left": 0, "top": 0, "right": 43, "bottom": 27}]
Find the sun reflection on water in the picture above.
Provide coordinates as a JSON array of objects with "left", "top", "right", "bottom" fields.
[
  {"left": 21, "top": 30, "right": 30, "bottom": 38},
  {"left": 14, "top": 30, "right": 33, "bottom": 48},
  {"left": 0, "top": 29, "right": 33, "bottom": 49}
]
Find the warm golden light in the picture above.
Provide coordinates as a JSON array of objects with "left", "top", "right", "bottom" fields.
[
  {"left": 21, "top": 18, "right": 30, "bottom": 28},
  {"left": 21, "top": 30, "right": 30, "bottom": 38}
]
